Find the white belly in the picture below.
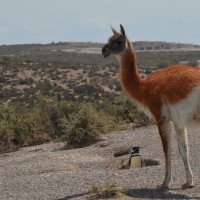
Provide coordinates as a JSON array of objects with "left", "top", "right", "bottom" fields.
[{"left": 162, "top": 86, "right": 200, "bottom": 129}]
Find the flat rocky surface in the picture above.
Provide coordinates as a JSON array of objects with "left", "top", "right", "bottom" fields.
[{"left": 1, "top": 125, "right": 200, "bottom": 200}]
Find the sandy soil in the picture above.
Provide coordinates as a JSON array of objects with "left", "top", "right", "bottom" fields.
[{"left": 1, "top": 125, "right": 200, "bottom": 200}]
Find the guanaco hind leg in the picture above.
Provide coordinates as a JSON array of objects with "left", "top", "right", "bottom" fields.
[{"left": 174, "top": 126, "right": 194, "bottom": 188}]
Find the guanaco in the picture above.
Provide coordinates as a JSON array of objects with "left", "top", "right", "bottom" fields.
[{"left": 102, "top": 24, "right": 199, "bottom": 188}]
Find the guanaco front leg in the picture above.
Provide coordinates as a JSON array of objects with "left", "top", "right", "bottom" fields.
[{"left": 158, "top": 120, "right": 172, "bottom": 188}]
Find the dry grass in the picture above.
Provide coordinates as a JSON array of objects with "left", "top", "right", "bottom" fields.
[{"left": 89, "top": 182, "right": 123, "bottom": 199}]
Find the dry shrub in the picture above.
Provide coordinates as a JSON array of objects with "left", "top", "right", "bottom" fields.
[
  {"left": 0, "top": 120, "right": 16, "bottom": 152},
  {"left": 89, "top": 182, "right": 122, "bottom": 199},
  {"left": 102, "top": 95, "right": 151, "bottom": 128},
  {"left": 0, "top": 94, "right": 152, "bottom": 153},
  {"left": 65, "top": 103, "right": 117, "bottom": 148}
]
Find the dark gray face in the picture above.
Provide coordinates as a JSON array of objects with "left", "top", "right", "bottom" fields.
[{"left": 102, "top": 24, "right": 126, "bottom": 58}]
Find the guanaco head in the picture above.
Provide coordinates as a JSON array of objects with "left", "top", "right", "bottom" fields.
[{"left": 102, "top": 24, "right": 127, "bottom": 58}]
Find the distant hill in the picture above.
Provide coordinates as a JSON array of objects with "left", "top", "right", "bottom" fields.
[
  {"left": 134, "top": 41, "right": 200, "bottom": 51},
  {"left": 0, "top": 41, "right": 200, "bottom": 57},
  {"left": 1, "top": 41, "right": 200, "bottom": 69}
]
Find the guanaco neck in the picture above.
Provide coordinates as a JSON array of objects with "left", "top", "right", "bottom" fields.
[{"left": 118, "top": 39, "right": 144, "bottom": 103}]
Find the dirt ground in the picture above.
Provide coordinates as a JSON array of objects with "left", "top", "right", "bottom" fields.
[{"left": 1, "top": 125, "right": 200, "bottom": 200}]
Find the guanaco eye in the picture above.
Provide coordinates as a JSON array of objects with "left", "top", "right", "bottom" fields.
[
  {"left": 112, "top": 40, "right": 123, "bottom": 48},
  {"left": 117, "top": 40, "right": 123, "bottom": 44}
]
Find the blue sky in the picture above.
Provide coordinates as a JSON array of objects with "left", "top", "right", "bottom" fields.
[{"left": 1, "top": 0, "right": 200, "bottom": 45}]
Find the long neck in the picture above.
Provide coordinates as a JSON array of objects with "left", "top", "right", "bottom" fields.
[{"left": 119, "top": 39, "right": 143, "bottom": 102}]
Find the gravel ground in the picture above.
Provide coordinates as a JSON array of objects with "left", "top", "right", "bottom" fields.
[{"left": 1, "top": 125, "right": 200, "bottom": 200}]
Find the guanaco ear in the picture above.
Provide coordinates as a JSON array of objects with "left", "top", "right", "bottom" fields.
[
  {"left": 110, "top": 25, "right": 118, "bottom": 35},
  {"left": 120, "top": 24, "right": 125, "bottom": 36}
]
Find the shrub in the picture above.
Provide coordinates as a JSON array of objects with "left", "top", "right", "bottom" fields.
[
  {"left": 0, "top": 121, "right": 15, "bottom": 152},
  {"left": 11, "top": 114, "right": 50, "bottom": 147},
  {"left": 0, "top": 100, "right": 56, "bottom": 153},
  {"left": 102, "top": 95, "right": 151, "bottom": 127},
  {"left": 89, "top": 182, "right": 122, "bottom": 199},
  {"left": 34, "top": 97, "right": 64, "bottom": 138},
  {"left": 73, "top": 84, "right": 96, "bottom": 95},
  {"left": 65, "top": 103, "right": 117, "bottom": 148},
  {"left": 57, "top": 100, "right": 79, "bottom": 120},
  {"left": 157, "top": 61, "right": 169, "bottom": 69},
  {"left": 0, "top": 103, "right": 15, "bottom": 121},
  {"left": 0, "top": 95, "right": 151, "bottom": 153}
]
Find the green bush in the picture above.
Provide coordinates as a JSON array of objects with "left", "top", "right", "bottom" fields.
[
  {"left": 157, "top": 61, "right": 170, "bottom": 69},
  {"left": 0, "top": 104, "right": 17, "bottom": 152},
  {"left": 11, "top": 114, "right": 50, "bottom": 147},
  {"left": 102, "top": 95, "right": 151, "bottom": 127},
  {"left": 56, "top": 100, "right": 79, "bottom": 120},
  {"left": 33, "top": 97, "right": 64, "bottom": 138},
  {"left": 65, "top": 103, "right": 117, "bottom": 148},
  {"left": 0, "top": 103, "right": 15, "bottom": 121},
  {"left": 0, "top": 95, "right": 151, "bottom": 153},
  {"left": 0, "top": 121, "right": 15, "bottom": 152},
  {"left": 0, "top": 101, "right": 54, "bottom": 152}
]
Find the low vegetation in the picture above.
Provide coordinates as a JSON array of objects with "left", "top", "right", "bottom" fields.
[
  {"left": 0, "top": 44, "right": 200, "bottom": 111},
  {"left": 0, "top": 95, "right": 151, "bottom": 153},
  {"left": 89, "top": 182, "right": 123, "bottom": 199},
  {"left": 65, "top": 103, "right": 117, "bottom": 148},
  {"left": 0, "top": 42, "right": 199, "bottom": 153}
]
